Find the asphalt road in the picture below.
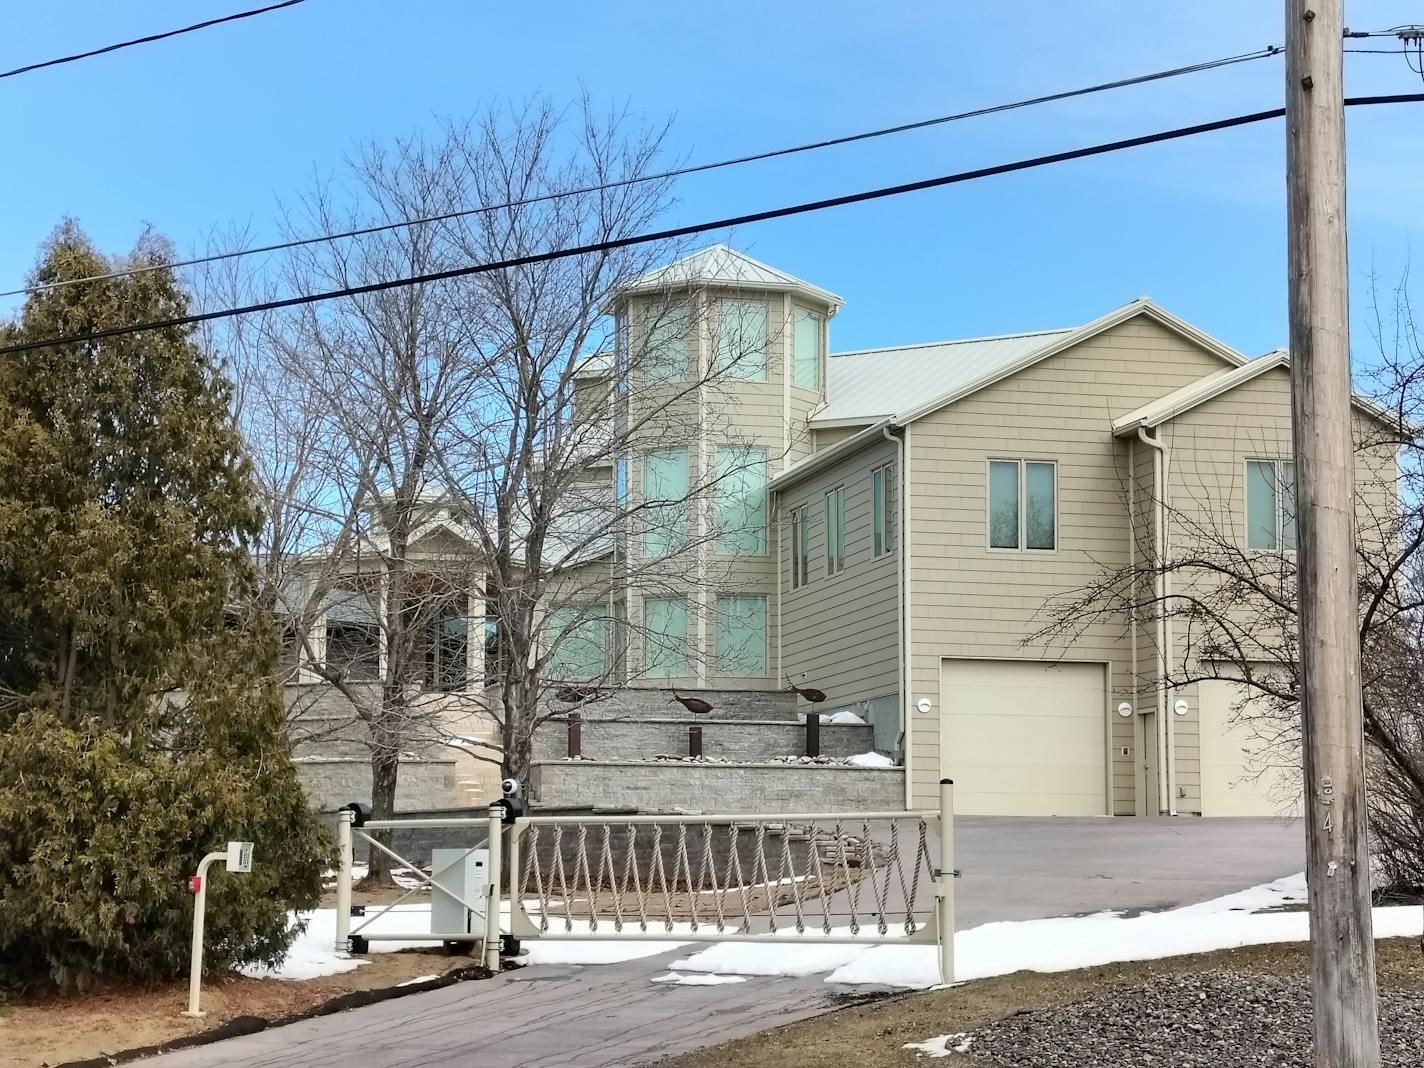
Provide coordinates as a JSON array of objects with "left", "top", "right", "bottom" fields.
[{"left": 144, "top": 816, "right": 1303, "bottom": 1068}]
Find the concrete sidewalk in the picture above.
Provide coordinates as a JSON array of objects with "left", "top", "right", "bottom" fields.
[{"left": 143, "top": 817, "right": 1304, "bottom": 1068}]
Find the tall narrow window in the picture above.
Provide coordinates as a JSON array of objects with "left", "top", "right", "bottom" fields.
[
  {"left": 424, "top": 598, "right": 469, "bottom": 691},
  {"left": 715, "top": 594, "right": 768, "bottom": 676},
  {"left": 988, "top": 459, "right": 1056, "bottom": 551},
  {"left": 790, "top": 505, "right": 810, "bottom": 589},
  {"left": 1246, "top": 459, "right": 1296, "bottom": 551},
  {"left": 872, "top": 464, "right": 895, "bottom": 558},
  {"left": 715, "top": 446, "right": 768, "bottom": 555},
  {"left": 643, "top": 596, "right": 689, "bottom": 677},
  {"left": 792, "top": 307, "right": 823, "bottom": 390},
  {"left": 644, "top": 300, "right": 690, "bottom": 382},
  {"left": 715, "top": 299, "right": 768, "bottom": 380},
  {"left": 825, "top": 486, "right": 846, "bottom": 576},
  {"left": 643, "top": 448, "right": 689, "bottom": 556}
]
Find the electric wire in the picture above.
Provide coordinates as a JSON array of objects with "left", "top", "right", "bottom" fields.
[{"left": 4, "top": 93, "right": 1421, "bottom": 357}]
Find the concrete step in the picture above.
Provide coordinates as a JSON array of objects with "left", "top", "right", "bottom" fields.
[{"left": 534, "top": 717, "right": 875, "bottom": 764}]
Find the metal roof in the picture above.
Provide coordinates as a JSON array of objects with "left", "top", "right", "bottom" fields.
[
  {"left": 619, "top": 244, "right": 844, "bottom": 309},
  {"left": 813, "top": 328, "right": 1074, "bottom": 426}
]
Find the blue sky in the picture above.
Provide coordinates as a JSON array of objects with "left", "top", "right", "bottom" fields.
[{"left": 3, "top": 1, "right": 1422, "bottom": 360}]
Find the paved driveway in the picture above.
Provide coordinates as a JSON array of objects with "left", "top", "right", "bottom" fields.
[{"left": 144, "top": 817, "right": 1303, "bottom": 1068}]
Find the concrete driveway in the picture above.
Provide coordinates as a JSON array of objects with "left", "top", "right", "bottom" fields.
[{"left": 144, "top": 817, "right": 1303, "bottom": 1068}]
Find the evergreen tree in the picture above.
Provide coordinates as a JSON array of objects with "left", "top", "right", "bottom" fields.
[{"left": 0, "top": 222, "right": 329, "bottom": 989}]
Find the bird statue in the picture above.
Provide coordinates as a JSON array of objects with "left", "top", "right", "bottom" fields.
[
  {"left": 785, "top": 676, "right": 828, "bottom": 704},
  {"left": 671, "top": 689, "right": 714, "bottom": 715},
  {"left": 555, "top": 684, "right": 606, "bottom": 705}
]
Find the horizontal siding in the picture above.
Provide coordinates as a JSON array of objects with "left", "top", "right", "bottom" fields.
[{"left": 778, "top": 437, "right": 900, "bottom": 709}]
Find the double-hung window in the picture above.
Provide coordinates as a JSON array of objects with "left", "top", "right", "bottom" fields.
[
  {"left": 1246, "top": 459, "right": 1297, "bottom": 551},
  {"left": 872, "top": 463, "right": 895, "bottom": 558},
  {"left": 790, "top": 505, "right": 810, "bottom": 589},
  {"left": 715, "top": 299, "right": 769, "bottom": 380},
  {"left": 714, "top": 446, "right": 768, "bottom": 555},
  {"left": 988, "top": 459, "right": 1056, "bottom": 551},
  {"left": 792, "top": 307, "right": 823, "bottom": 390},
  {"left": 643, "top": 595, "right": 689, "bottom": 677},
  {"left": 825, "top": 486, "right": 846, "bottom": 575},
  {"left": 642, "top": 448, "right": 689, "bottom": 556},
  {"left": 545, "top": 605, "right": 608, "bottom": 681}
]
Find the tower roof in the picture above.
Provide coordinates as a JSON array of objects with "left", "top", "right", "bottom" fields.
[{"left": 619, "top": 244, "right": 843, "bottom": 310}]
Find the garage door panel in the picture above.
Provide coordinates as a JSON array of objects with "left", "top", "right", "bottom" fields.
[
  {"left": 940, "top": 659, "right": 1107, "bottom": 817},
  {"left": 1199, "top": 680, "right": 1301, "bottom": 817}
]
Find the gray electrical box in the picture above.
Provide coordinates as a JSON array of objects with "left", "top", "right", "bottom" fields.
[{"left": 430, "top": 848, "right": 488, "bottom": 938}]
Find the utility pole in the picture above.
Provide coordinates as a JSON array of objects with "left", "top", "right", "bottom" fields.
[{"left": 1284, "top": 3, "right": 1380, "bottom": 1066}]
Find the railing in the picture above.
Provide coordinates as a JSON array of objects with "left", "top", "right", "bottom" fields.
[{"left": 333, "top": 780, "right": 956, "bottom": 982}]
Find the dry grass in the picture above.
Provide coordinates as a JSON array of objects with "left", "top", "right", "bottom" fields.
[
  {"left": 0, "top": 950, "right": 472, "bottom": 1068},
  {"left": 657, "top": 938, "right": 1424, "bottom": 1068}
]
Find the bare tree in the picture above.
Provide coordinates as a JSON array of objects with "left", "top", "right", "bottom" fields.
[
  {"left": 1030, "top": 277, "right": 1424, "bottom": 891},
  {"left": 431, "top": 100, "right": 783, "bottom": 785}
]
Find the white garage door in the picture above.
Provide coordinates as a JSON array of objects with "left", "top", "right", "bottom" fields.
[
  {"left": 1198, "top": 680, "right": 1300, "bottom": 817},
  {"left": 939, "top": 659, "right": 1107, "bottom": 816}
]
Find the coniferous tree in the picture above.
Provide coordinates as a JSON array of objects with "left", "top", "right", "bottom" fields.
[{"left": 0, "top": 222, "right": 328, "bottom": 989}]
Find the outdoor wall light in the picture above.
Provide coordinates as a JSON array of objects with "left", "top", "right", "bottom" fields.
[
  {"left": 1116, "top": 702, "right": 1134, "bottom": 718},
  {"left": 916, "top": 697, "right": 933, "bottom": 714},
  {"left": 1173, "top": 699, "right": 1190, "bottom": 717}
]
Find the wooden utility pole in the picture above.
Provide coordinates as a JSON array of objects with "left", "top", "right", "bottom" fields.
[{"left": 1284, "top": 2, "right": 1381, "bottom": 1065}]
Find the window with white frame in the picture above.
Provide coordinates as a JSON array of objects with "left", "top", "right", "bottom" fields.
[
  {"left": 988, "top": 459, "right": 1056, "bottom": 551},
  {"left": 792, "top": 307, "right": 823, "bottom": 390},
  {"left": 714, "top": 299, "right": 769, "bottom": 380},
  {"left": 643, "top": 595, "right": 689, "bottom": 677},
  {"left": 642, "top": 447, "right": 689, "bottom": 556},
  {"left": 872, "top": 463, "right": 895, "bottom": 558},
  {"left": 714, "top": 446, "right": 768, "bottom": 555},
  {"left": 715, "top": 593, "right": 768, "bottom": 676},
  {"left": 790, "top": 505, "right": 810, "bottom": 589},
  {"left": 1246, "top": 458, "right": 1296, "bottom": 551},
  {"left": 643, "top": 300, "right": 690, "bottom": 383},
  {"left": 825, "top": 485, "right": 846, "bottom": 575}
]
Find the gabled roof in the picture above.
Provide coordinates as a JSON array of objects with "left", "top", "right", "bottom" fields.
[
  {"left": 1112, "top": 347, "right": 1398, "bottom": 434},
  {"left": 810, "top": 297, "right": 1249, "bottom": 429},
  {"left": 618, "top": 244, "right": 844, "bottom": 310}
]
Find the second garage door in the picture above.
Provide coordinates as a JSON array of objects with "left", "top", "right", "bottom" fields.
[{"left": 940, "top": 658, "right": 1108, "bottom": 816}]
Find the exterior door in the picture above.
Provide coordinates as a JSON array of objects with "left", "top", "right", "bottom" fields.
[{"left": 1198, "top": 679, "right": 1300, "bottom": 817}]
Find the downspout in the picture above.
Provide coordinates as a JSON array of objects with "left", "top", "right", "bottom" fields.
[
  {"left": 882, "top": 424, "right": 911, "bottom": 808},
  {"left": 1127, "top": 435, "right": 1140, "bottom": 813},
  {"left": 1136, "top": 426, "right": 1175, "bottom": 815}
]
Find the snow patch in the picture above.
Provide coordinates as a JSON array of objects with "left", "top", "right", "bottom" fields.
[
  {"left": 397, "top": 974, "right": 442, "bottom": 987},
  {"left": 904, "top": 1033, "right": 973, "bottom": 1058},
  {"left": 650, "top": 972, "right": 748, "bottom": 986},
  {"left": 846, "top": 751, "right": 894, "bottom": 768},
  {"left": 820, "top": 710, "right": 866, "bottom": 725}
]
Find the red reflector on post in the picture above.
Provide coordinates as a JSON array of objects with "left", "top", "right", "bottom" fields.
[{"left": 189, "top": 876, "right": 202, "bottom": 893}]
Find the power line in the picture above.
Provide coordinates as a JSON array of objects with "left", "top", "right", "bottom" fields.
[
  {"left": 0, "top": 0, "right": 308, "bottom": 81},
  {"left": 0, "top": 43, "right": 1285, "bottom": 299},
  {"left": 3, "top": 92, "right": 1421, "bottom": 357}
]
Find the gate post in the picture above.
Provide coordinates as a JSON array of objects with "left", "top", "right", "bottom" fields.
[
  {"left": 804, "top": 711, "right": 820, "bottom": 757},
  {"left": 334, "top": 808, "right": 354, "bottom": 953},
  {"left": 567, "top": 713, "right": 582, "bottom": 759},
  {"left": 936, "top": 778, "right": 956, "bottom": 985},
  {"left": 485, "top": 804, "right": 503, "bottom": 972}
]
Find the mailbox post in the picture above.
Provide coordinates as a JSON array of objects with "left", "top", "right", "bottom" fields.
[{"left": 183, "top": 841, "right": 254, "bottom": 1017}]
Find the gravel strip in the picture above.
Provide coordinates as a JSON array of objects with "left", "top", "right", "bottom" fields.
[{"left": 956, "top": 969, "right": 1424, "bottom": 1067}]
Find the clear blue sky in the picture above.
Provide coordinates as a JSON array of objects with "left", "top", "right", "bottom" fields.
[{"left": 3, "top": 1, "right": 1422, "bottom": 359}]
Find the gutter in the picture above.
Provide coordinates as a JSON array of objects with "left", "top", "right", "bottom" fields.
[
  {"left": 769, "top": 418, "right": 893, "bottom": 492},
  {"left": 881, "top": 424, "right": 911, "bottom": 807},
  {"left": 1136, "top": 427, "right": 1176, "bottom": 815}
]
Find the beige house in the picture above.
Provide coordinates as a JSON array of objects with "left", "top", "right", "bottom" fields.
[{"left": 599, "top": 245, "right": 1395, "bottom": 818}]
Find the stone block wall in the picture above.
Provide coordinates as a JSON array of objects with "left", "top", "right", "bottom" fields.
[{"left": 533, "top": 718, "right": 874, "bottom": 762}]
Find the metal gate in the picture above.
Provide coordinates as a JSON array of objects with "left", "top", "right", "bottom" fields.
[{"left": 332, "top": 780, "right": 956, "bottom": 983}]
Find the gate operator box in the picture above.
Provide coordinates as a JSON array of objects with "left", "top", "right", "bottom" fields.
[{"left": 430, "top": 848, "right": 488, "bottom": 938}]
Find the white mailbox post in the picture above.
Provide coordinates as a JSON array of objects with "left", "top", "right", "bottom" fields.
[{"left": 183, "top": 841, "right": 255, "bottom": 1017}]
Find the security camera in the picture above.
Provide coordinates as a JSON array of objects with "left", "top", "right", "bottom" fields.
[{"left": 501, "top": 777, "right": 521, "bottom": 797}]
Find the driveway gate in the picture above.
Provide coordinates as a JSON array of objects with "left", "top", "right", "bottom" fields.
[{"left": 333, "top": 780, "right": 957, "bottom": 983}]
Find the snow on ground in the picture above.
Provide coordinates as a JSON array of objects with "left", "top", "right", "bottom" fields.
[
  {"left": 904, "top": 1033, "right": 973, "bottom": 1058},
  {"left": 255, "top": 869, "right": 1424, "bottom": 990},
  {"left": 820, "top": 710, "right": 867, "bottom": 725},
  {"left": 669, "top": 872, "right": 1424, "bottom": 989},
  {"left": 650, "top": 971, "right": 748, "bottom": 986}
]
